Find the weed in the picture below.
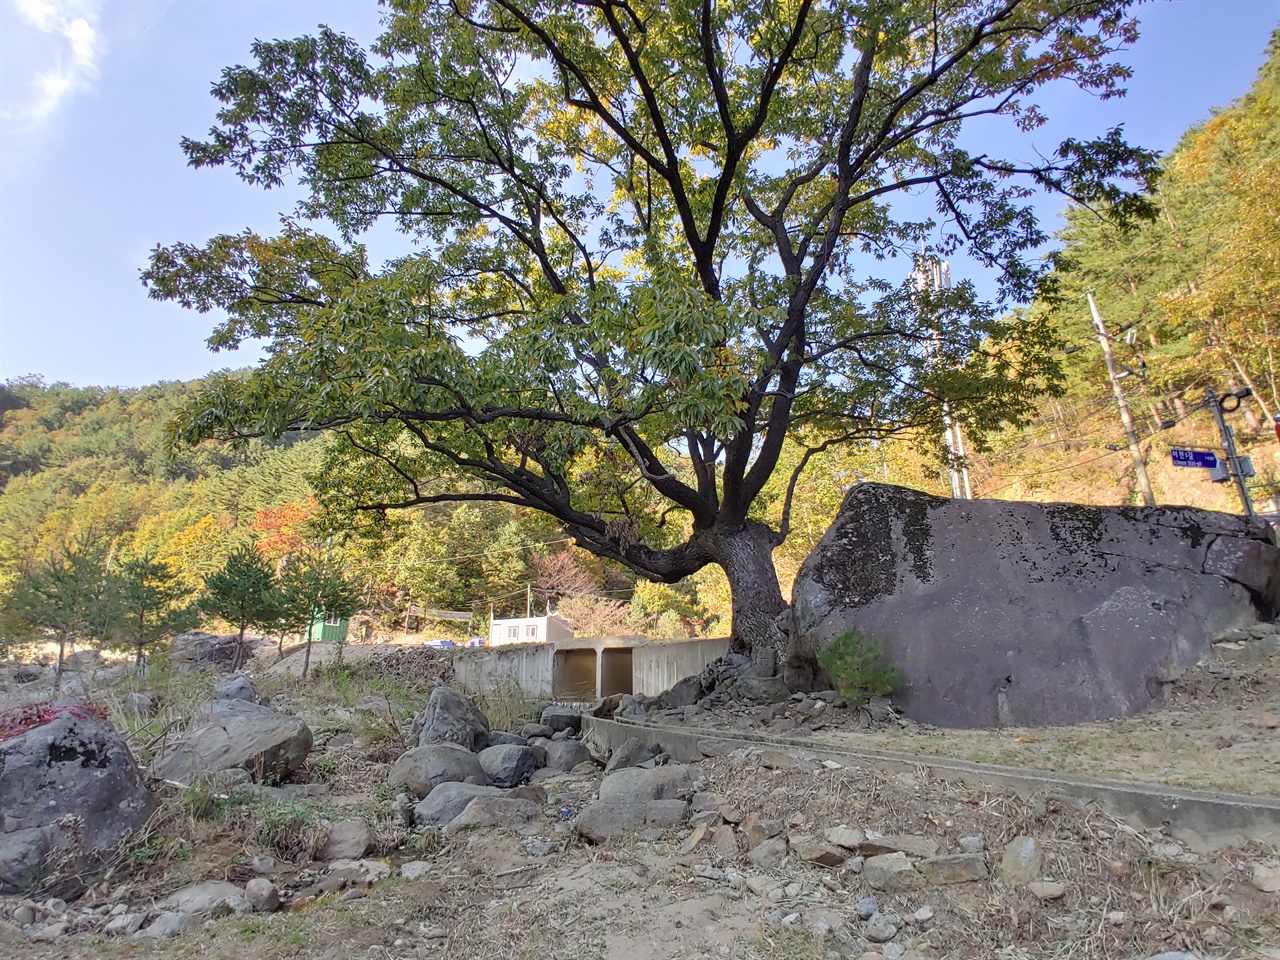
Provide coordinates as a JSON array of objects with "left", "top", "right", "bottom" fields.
[{"left": 816, "top": 630, "right": 899, "bottom": 706}]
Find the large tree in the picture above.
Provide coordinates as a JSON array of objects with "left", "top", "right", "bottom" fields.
[{"left": 146, "top": 0, "right": 1157, "bottom": 664}]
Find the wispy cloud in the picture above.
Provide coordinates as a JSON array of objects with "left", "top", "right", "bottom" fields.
[{"left": 3, "top": 0, "right": 104, "bottom": 127}]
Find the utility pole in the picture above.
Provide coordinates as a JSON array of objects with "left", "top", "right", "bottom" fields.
[
  {"left": 526, "top": 583, "right": 532, "bottom": 618},
  {"left": 914, "top": 256, "right": 971, "bottom": 499},
  {"left": 1087, "top": 292, "right": 1156, "bottom": 507},
  {"left": 1206, "top": 387, "right": 1256, "bottom": 517}
]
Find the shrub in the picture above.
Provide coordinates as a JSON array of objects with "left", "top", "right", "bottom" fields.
[{"left": 816, "top": 631, "right": 899, "bottom": 706}]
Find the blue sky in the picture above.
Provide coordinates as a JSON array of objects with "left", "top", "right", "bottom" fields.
[{"left": 1, "top": 0, "right": 1277, "bottom": 389}]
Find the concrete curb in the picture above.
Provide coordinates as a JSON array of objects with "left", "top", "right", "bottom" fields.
[{"left": 582, "top": 715, "right": 1280, "bottom": 853}]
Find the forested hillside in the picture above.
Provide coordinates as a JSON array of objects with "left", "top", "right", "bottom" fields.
[
  {"left": 2, "top": 35, "right": 1278, "bottom": 648},
  {"left": 967, "top": 33, "right": 1280, "bottom": 510}
]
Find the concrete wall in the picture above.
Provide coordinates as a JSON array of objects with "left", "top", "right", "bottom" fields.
[
  {"left": 633, "top": 638, "right": 730, "bottom": 696},
  {"left": 454, "top": 635, "right": 730, "bottom": 702},
  {"left": 454, "top": 642, "right": 555, "bottom": 699}
]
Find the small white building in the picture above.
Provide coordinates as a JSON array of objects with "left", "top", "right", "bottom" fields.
[{"left": 488, "top": 615, "right": 574, "bottom": 647}]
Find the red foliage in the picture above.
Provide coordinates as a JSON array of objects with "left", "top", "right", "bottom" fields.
[
  {"left": 0, "top": 700, "right": 107, "bottom": 743},
  {"left": 250, "top": 499, "right": 317, "bottom": 561}
]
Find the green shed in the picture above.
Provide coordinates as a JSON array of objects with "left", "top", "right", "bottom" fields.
[{"left": 310, "top": 611, "right": 350, "bottom": 643}]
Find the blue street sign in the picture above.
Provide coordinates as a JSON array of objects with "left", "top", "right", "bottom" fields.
[{"left": 1170, "top": 449, "right": 1219, "bottom": 469}]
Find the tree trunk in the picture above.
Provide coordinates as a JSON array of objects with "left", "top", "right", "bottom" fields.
[
  {"left": 302, "top": 620, "right": 315, "bottom": 680},
  {"left": 55, "top": 636, "right": 67, "bottom": 693},
  {"left": 704, "top": 520, "right": 788, "bottom": 672},
  {"left": 235, "top": 622, "right": 248, "bottom": 672}
]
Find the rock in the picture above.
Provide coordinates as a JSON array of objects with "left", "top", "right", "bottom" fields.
[
  {"left": 1251, "top": 862, "right": 1280, "bottom": 893},
  {"left": 913, "top": 905, "right": 934, "bottom": 923},
  {"left": 917, "top": 853, "right": 989, "bottom": 884},
  {"left": 576, "top": 765, "right": 697, "bottom": 842},
  {"left": 790, "top": 835, "right": 848, "bottom": 867},
  {"left": 543, "top": 739, "right": 593, "bottom": 773},
  {"left": 169, "top": 631, "right": 245, "bottom": 673},
  {"left": 319, "top": 819, "right": 374, "bottom": 861},
  {"left": 645, "top": 799, "right": 689, "bottom": 826},
  {"left": 681, "top": 823, "right": 711, "bottom": 854},
  {"left": 711, "top": 825, "right": 740, "bottom": 859},
  {"left": 747, "top": 837, "right": 788, "bottom": 869},
  {"left": 824, "top": 825, "right": 866, "bottom": 849},
  {"left": 863, "top": 852, "right": 925, "bottom": 893},
  {"left": 162, "top": 880, "right": 247, "bottom": 915},
  {"left": 137, "top": 912, "right": 195, "bottom": 939},
  {"left": 400, "top": 861, "right": 432, "bottom": 881},
  {"left": 575, "top": 795, "right": 649, "bottom": 843},
  {"left": 413, "top": 782, "right": 505, "bottom": 827},
  {"left": 521, "top": 723, "right": 554, "bottom": 739},
  {"left": 214, "top": 675, "right": 258, "bottom": 702},
  {"left": 412, "top": 686, "right": 490, "bottom": 751},
  {"left": 0, "top": 699, "right": 155, "bottom": 895},
  {"left": 858, "top": 834, "right": 938, "bottom": 859},
  {"left": 150, "top": 701, "right": 312, "bottom": 784},
  {"left": 121, "top": 692, "right": 156, "bottom": 719},
  {"left": 13, "top": 906, "right": 35, "bottom": 927},
  {"left": 250, "top": 854, "right": 279, "bottom": 874},
  {"left": 1029, "top": 880, "right": 1066, "bottom": 900},
  {"left": 855, "top": 897, "right": 879, "bottom": 920},
  {"left": 104, "top": 913, "right": 146, "bottom": 936},
  {"left": 245, "top": 877, "right": 279, "bottom": 912},
  {"left": 523, "top": 837, "right": 556, "bottom": 858},
  {"left": 790, "top": 484, "right": 1280, "bottom": 727},
  {"left": 326, "top": 859, "right": 392, "bottom": 884},
  {"left": 599, "top": 764, "right": 697, "bottom": 802},
  {"left": 443, "top": 796, "right": 541, "bottom": 836},
  {"left": 1001, "top": 836, "right": 1043, "bottom": 885},
  {"left": 478, "top": 744, "right": 536, "bottom": 788},
  {"left": 387, "top": 742, "right": 487, "bottom": 799},
  {"left": 604, "top": 736, "right": 658, "bottom": 773},
  {"left": 864, "top": 912, "right": 899, "bottom": 943},
  {"left": 959, "top": 835, "right": 985, "bottom": 854},
  {"left": 696, "top": 738, "right": 738, "bottom": 757},
  {"left": 28, "top": 921, "right": 66, "bottom": 941},
  {"left": 540, "top": 705, "right": 583, "bottom": 734},
  {"left": 484, "top": 731, "right": 528, "bottom": 747}
]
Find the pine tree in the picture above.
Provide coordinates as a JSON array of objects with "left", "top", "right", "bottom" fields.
[
  {"left": 114, "top": 553, "right": 198, "bottom": 669},
  {"left": 201, "top": 544, "right": 281, "bottom": 670}
]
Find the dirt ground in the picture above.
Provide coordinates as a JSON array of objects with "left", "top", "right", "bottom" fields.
[
  {"left": 3, "top": 642, "right": 1279, "bottom": 960},
  {"left": 4, "top": 749, "right": 1279, "bottom": 960},
  {"left": 4, "top": 721, "right": 1280, "bottom": 959},
  {"left": 671, "top": 654, "right": 1280, "bottom": 797}
]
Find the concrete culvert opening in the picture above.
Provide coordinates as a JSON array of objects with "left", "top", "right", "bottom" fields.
[
  {"left": 553, "top": 649, "right": 597, "bottom": 700},
  {"left": 599, "top": 648, "right": 633, "bottom": 697}
]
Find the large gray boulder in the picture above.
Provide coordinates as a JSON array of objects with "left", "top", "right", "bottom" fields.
[
  {"left": 478, "top": 744, "right": 536, "bottom": 788},
  {"left": 169, "top": 632, "right": 245, "bottom": 673},
  {"left": 410, "top": 687, "right": 490, "bottom": 752},
  {"left": 412, "top": 782, "right": 505, "bottom": 827},
  {"left": 790, "top": 483, "right": 1280, "bottom": 728},
  {"left": 0, "top": 700, "right": 155, "bottom": 894},
  {"left": 542, "top": 738, "right": 592, "bottom": 773},
  {"left": 388, "top": 743, "right": 486, "bottom": 799},
  {"left": 150, "top": 701, "right": 312, "bottom": 784},
  {"left": 575, "top": 764, "right": 697, "bottom": 842}
]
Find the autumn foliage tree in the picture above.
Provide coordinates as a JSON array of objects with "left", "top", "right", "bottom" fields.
[{"left": 146, "top": 0, "right": 1158, "bottom": 666}]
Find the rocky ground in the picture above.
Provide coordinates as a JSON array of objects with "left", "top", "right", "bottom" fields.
[
  {"left": 624, "top": 623, "right": 1280, "bottom": 797},
  {"left": 1, "top": 632, "right": 1278, "bottom": 960}
]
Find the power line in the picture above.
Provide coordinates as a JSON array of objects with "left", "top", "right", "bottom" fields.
[{"left": 411, "top": 536, "right": 574, "bottom": 566}]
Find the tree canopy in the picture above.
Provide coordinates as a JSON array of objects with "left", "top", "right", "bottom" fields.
[{"left": 146, "top": 0, "right": 1158, "bottom": 660}]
